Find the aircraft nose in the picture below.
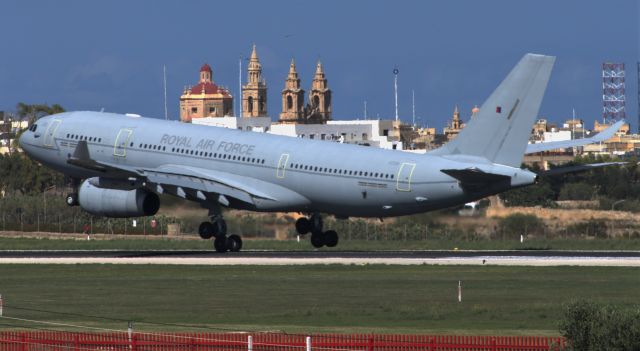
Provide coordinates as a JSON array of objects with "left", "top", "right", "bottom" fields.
[{"left": 18, "top": 129, "right": 30, "bottom": 152}]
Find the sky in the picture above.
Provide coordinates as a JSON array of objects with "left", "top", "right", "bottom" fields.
[{"left": 0, "top": 0, "right": 638, "bottom": 131}]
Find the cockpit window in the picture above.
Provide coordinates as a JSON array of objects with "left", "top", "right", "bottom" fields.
[{"left": 29, "top": 124, "right": 38, "bottom": 132}]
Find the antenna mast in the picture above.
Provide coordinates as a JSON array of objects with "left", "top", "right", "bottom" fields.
[
  {"left": 602, "top": 62, "right": 626, "bottom": 124},
  {"left": 393, "top": 67, "right": 399, "bottom": 121},
  {"left": 364, "top": 100, "right": 368, "bottom": 120},
  {"left": 239, "top": 56, "right": 242, "bottom": 117},
  {"left": 412, "top": 90, "right": 416, "bottom": 126},
  {"left": 163, "top": 65, "right": 168, "bottom": 120}
]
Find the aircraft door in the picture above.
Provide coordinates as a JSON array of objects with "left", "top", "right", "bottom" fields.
[
  {"left": 113, "top": 129, "right": 133, "bottom": 157},
  {"left": 396, "top": 162, "right": 416, "bottom": 192},
  {"left": 276, "top": 153, "right": 289, "bottom": 178},
  {"left": 43, "top": 119, "right": 61, "bottom": 148}
]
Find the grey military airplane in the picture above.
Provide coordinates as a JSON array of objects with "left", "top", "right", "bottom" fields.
[{"left": 19, "top": 54, "right": 623, "bottom": 252}]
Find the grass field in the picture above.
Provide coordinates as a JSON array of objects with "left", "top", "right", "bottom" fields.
[
  {"left": 2, "top": 236, "right": 640, "bottom": 251},
  {"left": 0, "top": 264, "right": 638, "bottom": 335}
]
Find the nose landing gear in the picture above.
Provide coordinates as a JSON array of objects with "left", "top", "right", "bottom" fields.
[{"left": 296, "top": 214, "right": 339, "bottom": 248}]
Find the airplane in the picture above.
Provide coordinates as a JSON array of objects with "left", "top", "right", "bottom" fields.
[{"left": 19, "top": 53, "right": 624, "bottom": 252}]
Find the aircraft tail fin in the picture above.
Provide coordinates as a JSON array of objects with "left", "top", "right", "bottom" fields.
[{"left": 428, "top": 53, "right": 555, "bottom": 167}]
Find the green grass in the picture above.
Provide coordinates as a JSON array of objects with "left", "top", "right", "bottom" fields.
[
  {"left": 1, "top": 236, "right": 640, "bottom": 251},
  {"left": 0, "top": 264, "right": 638, "bottom": 335}
]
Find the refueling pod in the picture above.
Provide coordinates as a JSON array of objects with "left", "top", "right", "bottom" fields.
[{"left": 78, "top": 178, "right": 160, "bottom": 217}]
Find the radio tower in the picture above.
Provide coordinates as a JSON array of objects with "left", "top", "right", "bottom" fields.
[{"left": 601, "top": 62, "right": 626, "bottom": 123}]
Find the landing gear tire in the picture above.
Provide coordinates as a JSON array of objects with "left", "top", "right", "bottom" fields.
[
  {"left": 214, "top": 236, "right": 228, "bottom": 253},
  {"left": 324, "top": 230, "right": 338, "bottom": 247},
  {"left": 66, "top": 193, "right": 78, "bottom": 207},
  {"left": 295, "top": 217, "right": 311, "bottom": 235},
  {"left": 198, "top": 222, "right": 215, "bottom": 239},
  {"left": 226, "top": 234, "right": 242, "bottom": 252},
  {"left": 310, "top": 232, "right": 324, "bottom": 248},
  {"left": 199, "top": 219, "right": 227, "bottom": 240}
]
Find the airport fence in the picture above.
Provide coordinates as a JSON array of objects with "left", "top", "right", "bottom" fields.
[{"left": 0, "top": 331, "right": 566, "bottom": 351}]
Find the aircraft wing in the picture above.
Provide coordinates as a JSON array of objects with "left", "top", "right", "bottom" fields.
[
  {"left": 537, "top": 162, "right": 627, "bottom": 176},
  {"left": 141, "top": 164, "right": 277, "bottom": 205},
  {"left": 525, "top": 120, "right": 624, "bottom": 154},
  {"left": 67, "top": 141, "right": 287, "bottom": 208}
]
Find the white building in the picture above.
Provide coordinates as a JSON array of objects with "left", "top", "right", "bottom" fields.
[
  {"left": 191, "top": 116, "right": 271, "bottom": 132},
  {"left": 192, "top": 117, "right": 404, "bottom": 150}
]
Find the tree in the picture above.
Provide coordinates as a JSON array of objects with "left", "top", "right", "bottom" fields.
[
  {"left": 559, "top": 300, "right": 640, "bottom": 350},
  {"left": 16, "top": 102, "right": 65, "bottom": 125}
]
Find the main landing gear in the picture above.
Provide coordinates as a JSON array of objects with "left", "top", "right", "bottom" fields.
[
  {"left": 295, "top": 214, "right": 338, "bottom": 248},
  {"left": 66, "top": 178, "right": 80, "bottom": 207},
  {"left": 198, "top": 215, "right": 242, "bottom": 253}
]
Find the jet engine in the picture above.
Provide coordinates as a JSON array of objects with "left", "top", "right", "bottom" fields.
[{"left": 78, "top": 178, "right": 160, "bottom": 217}]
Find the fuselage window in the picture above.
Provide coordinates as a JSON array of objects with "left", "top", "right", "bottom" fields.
[
  {"left": 262, "top": 159, "right": 265, "bottom": 164},
  {"left": 391, "top": 175, "right": 394, "bottom": 179}
]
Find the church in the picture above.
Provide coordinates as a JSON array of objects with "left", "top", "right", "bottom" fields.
[
  {"left": 179, "top": 64, "right": 234, "bottom": 122},
  {"left": 180, "top": 45, "right": 333, "bottom": 124}
]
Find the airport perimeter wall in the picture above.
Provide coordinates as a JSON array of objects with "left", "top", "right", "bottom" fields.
[{"left": 0, "top": 331, "right": 566, "bottom": 351}]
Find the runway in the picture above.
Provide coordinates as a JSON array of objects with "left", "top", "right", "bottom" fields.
[{"left": 0, "top": 250, "right": 638, "bottom": 266}]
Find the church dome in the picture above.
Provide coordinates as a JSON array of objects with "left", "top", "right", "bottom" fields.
[{"left": 200, "top": 63, "right": 212, "bottom": 73}]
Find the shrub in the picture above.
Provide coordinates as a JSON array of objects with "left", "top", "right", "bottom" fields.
[
  {"left": 559, "top": 300, "right": 640, "bottom": 351},
  {"left": 497, "top": 213, "right": 545, "bottom": 239}
]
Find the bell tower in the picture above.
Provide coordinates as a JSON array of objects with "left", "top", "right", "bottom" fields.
[
  {"left": 242, "top": 45, "right": 267, "bottom": 117},
  {"left": 308, "top": 61, "right": 332, "bottom": 122},
  {"left": 279, "top": 59, "right": 305, "bottom": 123}
]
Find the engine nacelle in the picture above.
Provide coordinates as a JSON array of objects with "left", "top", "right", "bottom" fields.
[{"left": 78, "top": 178, "right": 160, "bottom": 218}]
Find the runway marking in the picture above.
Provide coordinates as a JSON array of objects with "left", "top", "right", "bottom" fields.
[{"left": 0, "top": 256, "right": 638, "bottom": 266}]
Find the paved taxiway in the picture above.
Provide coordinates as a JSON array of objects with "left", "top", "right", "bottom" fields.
[{"left": 0, "top": 250, "right": 638, "bottom": 266}]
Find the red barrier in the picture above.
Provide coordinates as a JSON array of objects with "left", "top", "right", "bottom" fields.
[{"left": 0, "top": 331, "right": 565, "bottom": 351}]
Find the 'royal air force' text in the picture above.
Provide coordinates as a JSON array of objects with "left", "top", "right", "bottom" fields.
[{"left": 159, "top": 134, "right": 255, "bottom": 156}]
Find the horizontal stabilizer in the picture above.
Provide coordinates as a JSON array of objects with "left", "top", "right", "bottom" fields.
[
  {"left": 526, "top": 120, "right": 625, "bottom": 154},
  {"left": 538, "top": 162, "right": 626, "bottom": 177},
  {"left": 441, "top": 168, "right": 510, "bottom": 192}
]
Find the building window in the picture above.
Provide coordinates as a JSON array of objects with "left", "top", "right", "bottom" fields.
[
  {"left": 248, "top": 96, "right": 254, "bottom": 113},
  {"left": 383, "top": 129, "right": 389, "bottom": 136},
  {"left": 286, "top": 95, "right": 293, "bottom": 110},
  {"left": 209, "top": 106, "right": 215, "bottom": 113},
  {"left": 191, "top": 107, "right": 198, "bottom": 113}
]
